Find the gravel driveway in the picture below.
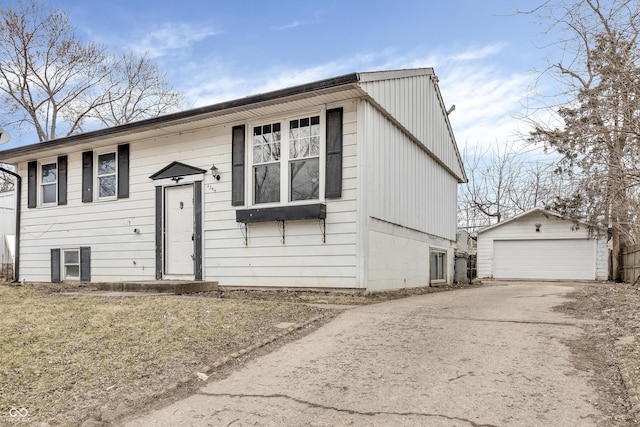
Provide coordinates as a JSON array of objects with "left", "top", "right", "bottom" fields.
[{"left": 122, "top": 282, "right": 612, "bottom": 426}]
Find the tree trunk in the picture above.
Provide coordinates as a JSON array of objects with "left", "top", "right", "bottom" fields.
[{"left": 611, "top": 226, "right": 622, "bottom": 282}]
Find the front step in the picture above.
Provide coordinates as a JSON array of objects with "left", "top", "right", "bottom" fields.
[{"left": 94, "top": 281, "right": 218, "bottom": 294}]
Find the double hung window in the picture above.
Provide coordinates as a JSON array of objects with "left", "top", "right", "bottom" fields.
[
  {"left": 289, "top": 116, "right": 320, "bottom": 201},
  {"left": 253, "top": 123, "right": 281, "bottom": 204},
  {"left": 97, "top": 152, "right": 117, "bottom": 199},
  {"left": 28, "top": 156, "right": 66, "bottom": 208},
  {"left": 41, "top": 162, "right": 57, "bottom": 205},
  {"left": 82, "top": 144, "right": 129, "bottom": 202},
  {"left": 251, "top": 114, "right": 322, "bottom": 205},
  {"left": 63, "top": 249, "right": 80, "bottom": 280}
]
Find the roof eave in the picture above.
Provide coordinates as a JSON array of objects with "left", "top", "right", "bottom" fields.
[
  {"left": 0, "top": 72, "right": 361, "bottom": 161},
  {"left": 477, "top": 207, "right": 599, "bottom": 234}
]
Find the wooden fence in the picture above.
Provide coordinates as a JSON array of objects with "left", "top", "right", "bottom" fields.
[{"left": 622, "top": 244, "right": 640, "bottom": 283}]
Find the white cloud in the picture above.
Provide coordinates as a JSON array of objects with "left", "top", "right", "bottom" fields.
[
  {"left": 450, "top": 43, "right": 508, "bottom": 62},
  {"left": 272, "top": 20, "right": 309, "bottom": 31},
  {"left": 384, "top": 44, "right": 543, "bottom": 153},
  {"left": 442, "top": 64, "right": 535, "bottom": 151},
  {"left": 133, "top": 22, "right": 218, "bottom": 59},
  {"left": 180, "top": 54, "right": 377, "bottom": 108},
  {"left": 176, "top": 41, "right": 543, "bottom": 157}
]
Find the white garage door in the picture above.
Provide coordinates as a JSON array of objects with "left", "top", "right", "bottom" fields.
[{"left": 493, "top": 239, "right": 595, "bottom": 280}]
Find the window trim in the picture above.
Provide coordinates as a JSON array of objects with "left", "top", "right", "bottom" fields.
[
  {"left": 248, "top": 109, "right": 326, "bottom": 207},
  {"left": 39, "top": 157, "right": 58, "bottom": 206},
  {"left": 62, "top": 248, "right": 80, "bottom": 280},
  {"left": 430, "top": 250, "right": 447, "bottom": 283},
  {"left": 95, "top": 149, "right": 118, "bottom": 200}
]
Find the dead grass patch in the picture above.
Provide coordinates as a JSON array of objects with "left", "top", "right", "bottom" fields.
[
  {"left": 0, "top": 283, "right": 329, "bottom": 426},
  {"left": 555, "top": 282, "right": 640, "bottom": 425}
]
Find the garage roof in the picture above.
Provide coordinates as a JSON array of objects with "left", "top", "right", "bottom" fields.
[{"left": 477, "top": 208, "right": 593, "bottom": 234}]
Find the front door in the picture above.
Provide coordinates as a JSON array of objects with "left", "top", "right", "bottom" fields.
[{"left": 165, "top": 185, "right": 194, "bottom": 277}]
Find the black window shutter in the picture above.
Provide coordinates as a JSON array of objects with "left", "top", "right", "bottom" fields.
[
  {"left": 117, "top": 143, "right": 130, "bottom": 199},
  {"left": 231, "top": 125, "right": 246, "bottom": 206},
  {"left": 325, "top": 108, "right": 343, "bottom": 198},
  {"left": 27, "top": 161, "right": 37, "bottom": 208},
  {"left": 57, "top": 155, "right": 67, "bottom": 205},
  {"left": 51, "top": 248, "right": 61, "bottom": 283},
  {"left": 82, "top": 151, "right": 93, "bottom": 203},
  {"left": 80, "top": 247, "right": 91, "bottom": 282}
]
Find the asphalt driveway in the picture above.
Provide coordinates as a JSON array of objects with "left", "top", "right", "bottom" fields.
[{"left": 123, "top": 282, "right": 603, "bottom": 426}]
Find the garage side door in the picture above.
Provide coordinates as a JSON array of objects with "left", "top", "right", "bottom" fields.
[{"left": 493, "top": 239, "right": 595, "bottom": 280}]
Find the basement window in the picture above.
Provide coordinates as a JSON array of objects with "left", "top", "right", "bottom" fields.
[
  {"left": 430, "top": 250, "right": 446, "bottom": 283},
  {"left": 63, "top": 249, "right": 80, "bottom": 280}
]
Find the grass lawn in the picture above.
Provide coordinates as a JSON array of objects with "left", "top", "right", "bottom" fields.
[{"left": 0, "top": 283, "right": 331, "bottom": 426}]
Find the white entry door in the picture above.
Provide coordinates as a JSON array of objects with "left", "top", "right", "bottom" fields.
[{"left": 165, "top": 185, "right": 194, "bottom": 277}]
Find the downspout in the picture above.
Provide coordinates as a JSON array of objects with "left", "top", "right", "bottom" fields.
[{"left": 0, "top": 166, "right": 20, "bottom": 282}]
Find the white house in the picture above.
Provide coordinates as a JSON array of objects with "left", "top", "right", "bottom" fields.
[
  {"left": 0, "top": 68, "right": 466, "bottom": 291},
  {"left": 477, "top": 208, "right": 609, "bottom": 281},
  {"left": 0, "top": 190, "right": 15, "bottom": 278}
]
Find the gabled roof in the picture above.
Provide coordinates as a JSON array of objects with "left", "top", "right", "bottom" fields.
[
  {"left": 477, "top": 207, "right": 590, "bottom": 234},
  {"left": 0, "top": 68, "right": 465, "bottom": 181}
]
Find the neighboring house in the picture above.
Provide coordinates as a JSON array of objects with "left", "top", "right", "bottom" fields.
[
  {"left": 0, "top": 190, "right": 15, "bottom": 277},
  {"left": 0, "top": 68, "right": 466, "bottom": 291},
  {"left": 477, "top": 208, "right": 609, "bottom": 281}
]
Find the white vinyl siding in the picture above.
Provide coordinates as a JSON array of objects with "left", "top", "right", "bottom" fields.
[
  {"left": 361, "top": 101, "right": 458, "bottom": 241},
  {"left": 0, "top": 191, "right": 15, "bottom": 268},
  {"left": 206, "top": 102, "right": 357, "bottom": 288},
  {"left": 15, "top": 98, "right": 359, "bottom": 287},
  {"left": 12, "top": 70, "right": 462, "bottom": 290},
  {"left": 358, "top": 71, "right": 465, "bottom": 182}
]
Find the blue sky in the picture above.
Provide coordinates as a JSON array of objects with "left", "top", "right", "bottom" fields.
[{"left": 1, "top": 0, "right": 559, "bottom": 152}]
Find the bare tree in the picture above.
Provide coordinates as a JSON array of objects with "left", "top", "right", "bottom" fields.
[
  {"left": 0, "top": 168, "right": 14, "bottom": 192},
  {"left": 91, "top": 52, "right": 185, "bottom": 127},
  {"left": 527, "top": 0, "right": 640, "bottom": 281},
  {"left": 0, "top": 0, "right": 185, "bottom": 142},
  {"left": 458, "top": 141, "right": 570, "bottom": 233}
]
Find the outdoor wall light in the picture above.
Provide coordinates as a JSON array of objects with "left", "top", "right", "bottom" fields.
[
  {"left": 210, "top": 164, "right": 220, "bottom": 181},
  {"left": 535, "top": 223, "right": 542, "bottom": 232}
]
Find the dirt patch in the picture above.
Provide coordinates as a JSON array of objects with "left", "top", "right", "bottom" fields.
[
  {"left": 554, "top": 282, "right": 640, "bottom": 426},
  {"left": 0, "top": 281, "right": 477, "bottom": 426}
]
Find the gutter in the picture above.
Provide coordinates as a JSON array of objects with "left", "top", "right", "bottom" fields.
[
  {"left": 0, "top": 73, "right": 361, "bottom": 160},
  {"left": 0, "top": 166, "right": 20, "bottom": 282}
]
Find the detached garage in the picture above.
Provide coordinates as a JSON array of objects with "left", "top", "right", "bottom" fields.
[{"left": 477, "top": 208, "right": 609, "bottom": 281}]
